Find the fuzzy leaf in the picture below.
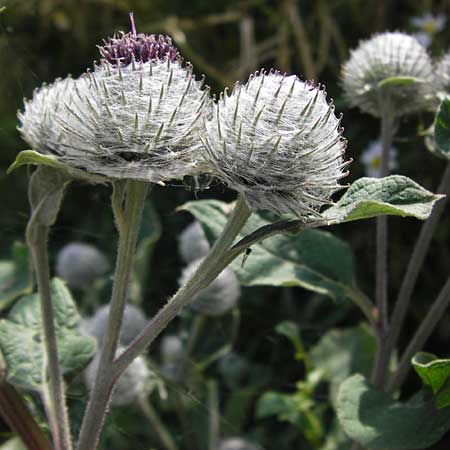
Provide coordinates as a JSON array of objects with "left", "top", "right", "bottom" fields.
[
  {"left": 0, "top": 279, "right": 96, "bottom": 391},
  {"left": 180, "top": 200, "right": 354, "bottom": 301},
  {"left": 378, "top": 76, "right": 420, "bottom": 88},
  {"left": 8, "top": 150, "right": 107, "bottom": 184},
  {"left": 413, "top": 352, "right": 450, "bottom": 409},
  {"left": 434, "top": 96, "right": 450, "bottom": 159},
  {"left": 323, "top": 176, "right": 443, "bottom": 223},
  {"left": 0, "top": 243, "right": 33, "bottom": 312},
  {"left": 337, "top": 374, "right": 450, "bottom": 449}
]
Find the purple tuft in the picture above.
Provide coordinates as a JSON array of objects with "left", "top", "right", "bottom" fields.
[{"left": 99, "top": 14, "right": 179, "bottom": 67}]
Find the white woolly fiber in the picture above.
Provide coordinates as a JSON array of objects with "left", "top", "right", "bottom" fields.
[{"left": 203, "top": 71, "right": 348, "bottom": 218}]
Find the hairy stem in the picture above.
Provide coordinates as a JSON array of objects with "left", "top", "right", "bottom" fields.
[
  {"left": 387, "top": 162, "right": 450, "bottom": 358},
  {"left": 114, "top": 195, "right": 251, "bottom": 378},
  {"left": 27, "top": 224, "right": 72, "bottom": 450},
  {"left": 387, "top": 276, "right": 450, "bottom": 393},
  {"left": 371, "top": 109, "right": 395, "bottom": 388},
  {"left": 76, "top": 181, "right": 149, "bottom": 450}
]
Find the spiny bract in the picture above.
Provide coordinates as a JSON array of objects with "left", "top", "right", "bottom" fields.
[
  {"left": 342, "top": 32, "right": 436, "bottom": 118},
  {"left": 19, "top": 27, "right": 211, "bottom": 183},
  {"left": 203, "top": 70, "right": 348, "bottom": 218},
  {"left": 435, "top": 50, "right": 450, "bottom": 95}
]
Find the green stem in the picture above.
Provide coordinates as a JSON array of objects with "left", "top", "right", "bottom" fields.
[
  {"left": 371, "top": 109, "right": 395, "bottom": 388},
  {"left": 138, "top": 396, "right": 179, "bottom": 450},
  {"left": 387, "top": 161, "right": 450, "bottom": 358},
  {"left": 113, "top": 195, "right": 251, "bottom": 378},
  {"left": 76, "top": 181, "right": 149, "bottom": 450},
  {"left": 387, "top": 275, "right": 450, "bottom": 393},
  {"left": 27, "top": 224, "right": 72, "bottom": 450},
  {"left": 207, "top": 380, "right": 220, "bottom": 450}
]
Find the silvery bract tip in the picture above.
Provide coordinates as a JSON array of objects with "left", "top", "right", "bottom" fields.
[
  {"left": 180, "top": 259, "right": 241, "bottom": 316},
  {"left": 55, "top": 242, "right": 109, "bottom": 290},
  {"left": 203, "top": 71, "right": 348, "bottom": 218},
  {"left": 178, "top": 221, "right": 210, "bottom": 264},
  {"left": 342, "top": 32, "right": 436, "bottom": 118}
]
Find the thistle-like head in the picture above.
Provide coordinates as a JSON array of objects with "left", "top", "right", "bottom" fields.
[
  {"left": 342, "top": 32, "right": 436, "bottom": 117},
  {"left": 202, "top": 70, "right": 348, "bottom": 218}
]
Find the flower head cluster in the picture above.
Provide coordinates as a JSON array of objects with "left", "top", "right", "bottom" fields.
[
  {"left": 19, "top": 16, "right": 210, "bottom": 183},
  {"left": 203, "top": 71, "right": 348, "bottom": 217},
  {"left": 342, "top": 32, "right": 436, "bottom": 118}
]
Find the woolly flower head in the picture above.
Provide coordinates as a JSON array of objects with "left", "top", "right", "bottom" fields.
[
  {"left": 19, "top": 16, "right": 211, "bottom": 183},
  {"left": 342, "top": 32, "right": 435, "bottom": 118},
  {"left": 435, "top": 51, "right": 450, "bottom": 95},
  {"left": 180, "top": 259, "right": 241, "bottom": 316},
  {"left": 360, "top": 139, "right": 398, "bottom": 177},
  {"left": 203, "top": 70, "right": 348, "bottom": 217},
  {"left": 55, "top": 242, "right": 109, "bottom": 289},
  {"left": 178, "top": 221, "right": 210, "bottom": 264},
  {"left": 82, "top": 304, "right": 147, "bottom": 346},
  {"left": 218, "top": 437, "right": 265, "bottom": 450},
  {"left": 85, "top": 347, "right": 151, "bottom": 406}
]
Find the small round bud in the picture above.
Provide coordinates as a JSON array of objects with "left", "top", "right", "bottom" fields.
[
  {"left": 218, "top": 437, "right": 265, "bottom": 450},
  {"left": 342, "top": 32, "right": 436, "bottom": 118},
  {"left": 178, "top": 221, "right": 210, "bottom": 264},
  {"left": 203, "top": 71, "right": 348, "bottom": 218},
  {"left": 85, "top": 347, "right": 150, "bottom": 406},
  {"left": 180, "top": 259, "right": 240, "bottom": 316},
  {"left": 55, "top": 242, "right": 109, "bottom": 289},
  {"left": 83, "top": 304, "right": 147, "bottom": 345},
  {"left": 160, "top": 334, "right": 184, "bottom": 364}
]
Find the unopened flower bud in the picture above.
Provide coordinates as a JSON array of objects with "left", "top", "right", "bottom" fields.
[
  {"left": 55, "top": 242, "right": 109, "bottom": 289},
  {"left": 342, "top": 32, "right": 436, "bottom": 118},
  {"left": 435, "top": 51, "right": 450, "bottom": 96},
  {"left": 218, "top": 437, "right": 265, "bottom": 450},
  {"left": 180, "top": 259, "right": 240, "bottom": 316},
  {"left": 83, "top": 304, "right": 147, "bottom": 345},
  {"left": 160, "top": 334, "right": 184, "bottom": 364},
  {"left": 203, "top": 71, "right": 348, "bottom": 218},
  {"left": 178, "top": 221, "right": 210, "bottom": 264}
]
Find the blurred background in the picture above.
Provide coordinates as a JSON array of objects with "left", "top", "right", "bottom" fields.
[{"left": 1, "top": 1, "right": 450, "bottom": 449}]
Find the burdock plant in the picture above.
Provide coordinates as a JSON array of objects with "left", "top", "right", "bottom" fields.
[{"left": 8, "top": 14, "right": 444, "bottom": 450}]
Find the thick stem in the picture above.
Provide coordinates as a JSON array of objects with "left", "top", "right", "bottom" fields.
[
  {"left": 387, "top": 276, "right": 450, "bottom": 393},
  {"left": 28, "top": 224, "right": 72, "bottom": 450},
  {"left": 114, "top": 195, "right": 251, "bottom": 378},
  {"left": 371, "top": 110, "right": 395, "bottom": 388},
  {"left": 0, "top": 378, "right": 53, "bottom": 450},
  {"left": 76, "top": 181, "right": 149, "bottom": 450},
  {"left": 387, "top": 162, "right": 450, "bottom": 357}
]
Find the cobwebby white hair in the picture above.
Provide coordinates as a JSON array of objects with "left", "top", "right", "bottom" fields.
[
  {"left": 342, "top": 32, "right": 436, "bottom": 118},
  {"left": 202, "top": 70, "right": 348, "bottom": 218}
]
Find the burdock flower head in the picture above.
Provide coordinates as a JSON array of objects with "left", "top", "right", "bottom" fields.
[
  {"left": 18, "top": 13, "right": 211, "bottom": 183},
  {"left": 342, "top": 32, "right": 436, "bottom": 118},
  {"left": 203, "top": 70, "right": 348, "bottom": 217},
  {"left": 435, "top": 50, "right": 450, "bottom": 95}
]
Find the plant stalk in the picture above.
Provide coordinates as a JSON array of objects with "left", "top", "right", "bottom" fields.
[
  {"left": 387, "top": 161, "right": 450, "bottom": 358},
  {"left": 371, "top": 109, "right": 395, "bottom": 388},
  {"left": 76, "top": 180, "right": 149, "bottom": 450},
  {"left": 387, "top": 275, "right": 450, "bottom": 393},
  {"left": 114, "top": 195, "right": 251, "bottom": 379},
  {"left": 28, "top": 224, "right": 72, "bottom": 450}
]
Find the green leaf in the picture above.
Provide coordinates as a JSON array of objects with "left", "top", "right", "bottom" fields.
[
  {"left": 0, "top": 242, "right": 33, "bottom": 312},
  {"left": 413, "top": 352, "right": 450, "bottom": 409},
  {"left": 180, "top": 200, "right": 354, "bottom": 301},
  {"left": 0, "top": 279, "right": 96, "bottom": 391},
  {"left": 275, "top": 321, "right": 302, "bottom": 352},
  {"left": 433, "top": 96, "right": 450, "bottom": 159},
  {"left": 310, "top": 325, "right": 375, "bottom": 406},
  {"left": 337, "top": 374, "right": 450, "bottom": 449},
  {"left": 323, "top": 176, "right": 443, "bottom": 223},
  {"left": 8, "top": 150, "right": 107, "bottom": 184},
  {"left": 378, "top": 76, "right": 420, "bottom": 88}
]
